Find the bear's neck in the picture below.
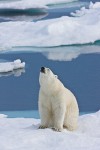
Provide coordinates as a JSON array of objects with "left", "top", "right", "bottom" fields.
[{"left": 40, "top": 78, "right": 64, "bottom": 96}]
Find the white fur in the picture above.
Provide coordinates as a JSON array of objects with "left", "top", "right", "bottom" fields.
[{"left": 38, "top": 68, "right": 79, "bottom": 132}]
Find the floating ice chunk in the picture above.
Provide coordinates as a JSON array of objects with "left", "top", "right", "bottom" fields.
[
  {"left": 14, "top": 59, "right": 21, "bottom": 64},
  {"left": 0, "top": 59, "right": 25, "bottom": 73},
  {"left": 13, "top": 62, "right": 25, "bottom": 70},
  {"left": 0, "top": 114, "right": 7, "bottom": 118}
]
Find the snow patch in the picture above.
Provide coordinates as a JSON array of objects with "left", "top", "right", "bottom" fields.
[{"left": 0, "top": 111, "right": 100, "bottom": 150}]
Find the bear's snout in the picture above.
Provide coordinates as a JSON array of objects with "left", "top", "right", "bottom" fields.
[{"left": 41, "top": 67, "right": 45, "bottom": 73}]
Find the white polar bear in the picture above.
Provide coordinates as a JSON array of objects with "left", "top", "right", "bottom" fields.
[{"left": 38, "top": 67, "right": 79, "bottom": 132}]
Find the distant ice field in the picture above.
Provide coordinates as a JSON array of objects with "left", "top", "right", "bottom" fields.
[
  {"left": 0, "top": 1, "right": 89, "bottom": 22},
  {"left": 0, "top": 2, "right": 100, "bottom": 50},
  {"left": 0, "top": 0, "right": 77, "bottom": 9}
]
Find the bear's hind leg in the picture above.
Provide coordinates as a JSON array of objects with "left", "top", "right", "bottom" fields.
[
  {"left": 53, "top": 105, "right": 66, "bottom": 132},
  {"left": 64, "top": 103, "right": 79, "bottom": 131}
]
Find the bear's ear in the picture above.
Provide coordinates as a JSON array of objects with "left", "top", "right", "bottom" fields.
[{"left": 55, "top": 75, "right": 58, "bottom": 78}]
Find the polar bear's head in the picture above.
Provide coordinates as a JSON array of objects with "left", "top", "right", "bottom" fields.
[{"left": 39, "top": 67, "right": 58, "bottom": 87}]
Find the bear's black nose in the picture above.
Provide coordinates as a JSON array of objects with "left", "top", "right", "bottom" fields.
[{"left": 41, "top": 67, "right": 45, "bottom": 73}]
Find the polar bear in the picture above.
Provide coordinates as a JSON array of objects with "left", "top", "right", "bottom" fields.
[{"left": 38, "top": 67, "right": 79, "bottom": 132}]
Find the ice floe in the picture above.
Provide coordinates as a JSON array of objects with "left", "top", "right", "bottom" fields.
[
  {"left": 0, "top": 2, "right": 100, "bottom": 49},
  {"left": 0, "top": 110, "right": 100, "bottom": 150},
  {"left": 0, "top": 114, "right": 7, "bottom": 118},
  {"left": 0, "top": 59, "right": 25, "bottom": 73}
]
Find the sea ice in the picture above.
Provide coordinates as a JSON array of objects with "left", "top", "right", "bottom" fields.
[
  {"left": 0, "top": 111, "right": 100, "bottom": 150},
  {"left": 0, "top": 59, "right": 25, "bottom": 73},
  {"left": 0, "top": 0, "right": 77, "bottom": 9},
  {"left": 0, "top": 2, "right": 100, "bottom": 50}
]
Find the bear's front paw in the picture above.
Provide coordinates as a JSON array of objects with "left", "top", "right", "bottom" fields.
[
  {"left": 52, "top": 127, "right": 63, "bottom": 132},
  {"left": 38, "top": 125, "right": 48, "bottom": 129}
]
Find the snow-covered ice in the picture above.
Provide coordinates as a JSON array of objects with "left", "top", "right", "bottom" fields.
[
  {"left": 0, "top": 111, "right": 100, "bottom": 150},
  {"left": 0, "top": 0, "right": 77, "bottom": 9},
  {"left": 0, "top": 59, "right": 25, "bottom": 73},
  {"left": 0, "top": 2, "right": 100, "bottom": 50}
]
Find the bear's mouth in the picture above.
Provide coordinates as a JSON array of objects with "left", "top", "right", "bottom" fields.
[{"left": 40, "top": 67, "right": 45, "bottom": 74}]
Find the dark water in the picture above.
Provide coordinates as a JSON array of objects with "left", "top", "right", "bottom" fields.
[
  {"left": 0, "top": 0, "right": 100, "bottom": 117},
  {"left": 0, "top": 8, "right": 48, "bottom": 22}
]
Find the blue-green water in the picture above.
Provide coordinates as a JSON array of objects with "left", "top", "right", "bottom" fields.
[
  {"left": 0, "top": 0, "right": 100, "bottom": 118},
  {"left": 0, "top": 110, "right": 40, "bottom": 118},
  {"left": 0, "top": 110, "right": 94, "bottom": 118}
]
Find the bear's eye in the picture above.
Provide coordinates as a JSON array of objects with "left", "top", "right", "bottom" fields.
[{"left": 47, "top": 68, "right": 50, "bottom": 71}]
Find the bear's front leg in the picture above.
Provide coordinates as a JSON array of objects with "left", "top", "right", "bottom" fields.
[
  {"left": 53, "top": 105, "right": 66, "bottom": 132},
  {"left": 39, "top": 105, "right": 50, "bottom": 129}
]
